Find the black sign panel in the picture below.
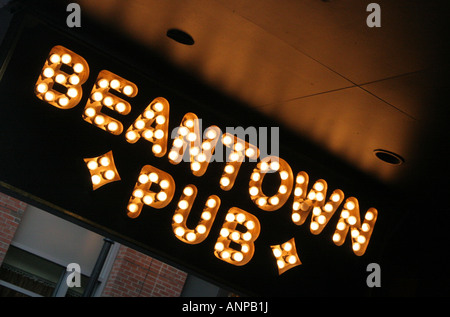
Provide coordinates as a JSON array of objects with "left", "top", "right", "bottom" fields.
[{"left": 0, "top": 8, "right": 400, "bottom": 296}]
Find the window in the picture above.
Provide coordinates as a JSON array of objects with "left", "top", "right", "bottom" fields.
[{"left": 0, "top": 246, "right": 89, "bottom": 297}]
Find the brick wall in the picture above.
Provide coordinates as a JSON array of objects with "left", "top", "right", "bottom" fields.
[
  {"left": 0, "top": 192, "right": 27, "bottom": 265},
  {"left": 101, "top": 244, "right": 188, "bottom": 297}
]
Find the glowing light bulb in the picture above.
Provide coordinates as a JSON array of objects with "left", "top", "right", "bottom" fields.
[
  {"left": 67, "top": 88, "right": 78, "bottom": 98},
  {"left": 242, "top": 232, "right": 252, "bottom": 241},
  {"left": 288, "top": 255, "right": 297, "bottom": 264},
  {"left": 92, "top": 92, "right": 103, "bottom": 101},
  {"left": 245, "top": 148, "right": 255, "bottom": 157},
  {"left": 157, "top": 192, "right": 167, "bottom": 201},
  {"left": 43, "top": 67, "right": 54, "bottom": 78},
  {"left": 257, "top": 198, "right": 266, "bottom": 207},
  {"left": 234, "top": 142, "right": 244, "bottom": 152},
  {"left": 365, "top": 211, "right": 374, "bottom": 221},
  {"left": 87, "top": 161, "right": 98, "bottom": 170},
  {"left": 346, "top": 201, "right": 355, "bottom": 210},
  {"left": 55, "top": 74, "right": 65, "bottom": 83},
  {"left": 58, "top": 97, "right": 69, "bottom": 107},
  {"left": 110, "top": 79, "right": 120, "bottom": 89},
  {"left": 215, "top": 242, "right": 224, "bottom": 251},
  {"left": 134, "top": 120, "right": 145, "bottom": 130},
  {"left": 152, "top": 144, "right": 162, "bottom": 155},
  {"left": 229, "top": 152, "right": 239, "bottom": 162},
  {"left": 69, "top": 75, "right": 80, "bottom": 85},
  {"left": 269, "top": 196, "right": 279, "bottom": 205},
  {"left": 116, "top": 102, "right": 126, "bottom": 113},
  {"left": 220, "top": 177, "right": 230, "bottom": 187},
  {"left": 83, "top": 108, "right": 95, "bottom": 118},
  {"left": 98, "top": 79, "right": 109, "bottom": 88},
  {"left": 103, "top": 96, "right": 113, "bottom": 107},
  {"left": 178, "top": 200, "right": 189, "bottom": 210},
  {"left": 206, "top": 129, "right": 216, "bottom": 139},
  {"left": 61, "top": 54, "right": 71, "bottom": 64},
  {"left": 333, "top": 233, "right": 341, "bottom": 242},
  {"left": 233, "top": 252, "right": 243, "bottom": 262},
  {"left": 279, "top": 185, "right": 287, "bottom": 194},
  {"left": 296, "top": 175, "right": 305, "bottom": 184},
  {"left": 154, "top": 129, "right": 164, "bottom": 139},
  {"left": 160, "top": 180, "right": 169, "bottom": 189},
  {"left": 225, "top": 213, "right": 235, "bottom": 222},
  {"left": 260, "top": 162, "right": 269, "bottom": 171},
  {"left": 206, "top": 198, "right": 216, "bottom": 208},
  {"left": 280, "top": 171, "right": 289, "bottom": 180},
  {"left": 310, "top": 221, "right": 319, "bottom": 231},
  {"left": 156, "top": 115, "right": 166, "bottom": 125},
  {"left": 173, "top": 213, "right": 183, "bottom": 224},
  {"left": 191, "top": 162, "right": 201, "bottom": 172},
  {"left": 294, "top": 187, "right": 303, "bottom": 197},
  {"left": 154, "top": 102, "right": 164, "bottom": 112},
  {"left": 273, "top": 248, "right": 282, "bottom": 258},
  {"left": 126, "top": 131, "right": 137, "bottom": 141},
  {"left": 143, "top": 195, "right": 153, "bottom": 205},
  {"left": 73, "top": 63, "right": 84, "bottom": 73},
  {"left": 91, "top": 174, "right": 101, "bottom": 185},
  {"left": 246, "top": 221, "right": 255, "bottom": 230},
  {"left": 138, "top": 174, "right": 149, "bottom": 184},
  {"left": 44, "top": 91, "right": 55, "bottom": 101},
  {"left": 331, "top": 193, "right": 341, "bottom": 202},
  {"left": 314, "top": 182, "right": 324, "bottom": 191},
  {"left": 123, "top": 85, "right": 133, "bottom": 96},
  {"left": 283, "top": 242, "right": 292, "bottom": 252},
  {"left": 357, "top": 235, "right": 366, "bottom": 244},
  {"left": 107, "top": 122, "right": 119, "bottom": 132},
  {"left": 49, "top": 54, "right": 60, "bottom": 64},
  {"left": 186, "top": 232, "right": 196, "bottom": 242},
  {"left": 175, "top": 227, "right": 185, "bottom": 237},
  {"left": 348, "top": 216, "right": 357, "bottom": 225},
  {"left": 94, "top": 115, "right": 105, "bottom": 126},
  {"left": 104, "top": 170, "right": 115, "bottom": 180},
  {"left": 36, "top": 83, "right": 48, "bottom": 93},
  {"left": 99, "top": 157, "right": 110, "bottom": 166},
  {"left": 222, "top": 135, "right": 232, "bottom": 145},
  {"left": 231, "top": 231, "right": 240, "bottom": 241},
  {"left": 249, "top": 186, "right": 259, "bottom": 196},
  {"left": 128, "top": 203, "right": 138, "bottom": 213},
  {"left": 220, "top": 228, "right": 230, "bottom": 237},
  {"left": 201, "top": 211, "right": 211, "bottom": 221},
  {"left": 149, "top": 172, "right": 158, "bottom": 182},
  {"left": 183, "top": 187, "right": 194, "bottom": 196},
  {"left": 270, "top": 161, "right": 280, "bottom": 171},
  {"left": 236, "top": 213, "right": 246, "bottom": 223}
]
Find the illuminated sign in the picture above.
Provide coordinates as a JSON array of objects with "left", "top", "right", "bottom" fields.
[
  {"left": 0, "top": 10, "right": 391, "bottom": 296},
  {"left": 34, "top": 45, "right": 378, "bottom": 265}
]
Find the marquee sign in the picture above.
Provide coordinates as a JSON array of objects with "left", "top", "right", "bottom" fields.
[{"left": 0, "top": 7, "right": 394, "bottom": 296}]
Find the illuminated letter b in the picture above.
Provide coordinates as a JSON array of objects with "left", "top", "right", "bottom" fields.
[{"left": 35, "top": 45, "right": 89, "bottom": 109}]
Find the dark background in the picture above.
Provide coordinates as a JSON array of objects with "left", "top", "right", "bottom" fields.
[{"left": 0, "top": 1, "right": 448, "bottom": 296}]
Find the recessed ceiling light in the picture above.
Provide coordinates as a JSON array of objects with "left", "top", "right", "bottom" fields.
[
  {"left": 373, "top": 149, "right": 405, "bottom": 166},
  {"left": 166, "top": 28, "right": 195, "bottom": 45}
]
